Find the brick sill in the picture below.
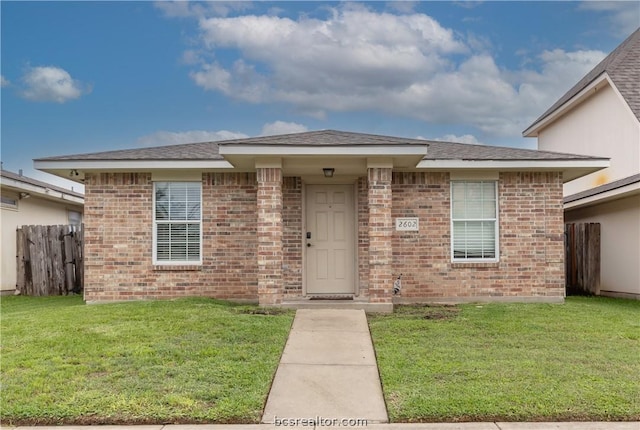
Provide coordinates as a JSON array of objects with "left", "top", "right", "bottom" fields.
[
  {"left": 451, "top": 262, "right": 500, "bottom": 269},
  {"left": 153, "top": 265, "right": 202, "bottom": 271}
]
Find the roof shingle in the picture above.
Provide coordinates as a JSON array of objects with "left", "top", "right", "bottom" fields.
[
  {"left": 526, "top": 28, "right": 640, "bottom": 131},
  {"left": 34, "top": 130, "right": 603, "bottom": 163}
]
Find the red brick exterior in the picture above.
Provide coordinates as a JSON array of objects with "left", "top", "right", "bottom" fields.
[
  {"left": 256, "top": 168, "right": 283, "bottom": 305},
  {"left": 84, "top": 172, "right": 258, "bottom": 302},
  {"left": 391, "top": 172, "right": 564, "bottom": 299},
  {"left": 367, "top": 168, "right": 393, "bottom": 303},
  {"left": 283, "top": 177, "right": 303, "bottom": 297},
  {"left": 83, "top": 170, "right": 564, "bottom": 304}
]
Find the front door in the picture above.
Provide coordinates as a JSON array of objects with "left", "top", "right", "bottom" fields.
[{"left": 305, "top": 184, "right": 355, "bottom": 295}]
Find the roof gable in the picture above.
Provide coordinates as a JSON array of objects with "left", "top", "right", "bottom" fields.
[{"left": 525, "top": 28, "right": 640, "bottom": 134}]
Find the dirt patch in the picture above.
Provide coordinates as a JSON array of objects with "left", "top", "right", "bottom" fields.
[
  {"left": 236, "top": 308, "right": 289, "bottom": 316},
  {"left": 393, "top": 304, "right": 461, "bottom": 320}
]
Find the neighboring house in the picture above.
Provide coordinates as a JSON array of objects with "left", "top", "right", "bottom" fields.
[
  {"left": 34, "top": 130, "right": 607, "bottom": 310},
  {"left": 523, "top": 28, "right": 640, "bottom": 300},
  {"left": 0, "top": 169, "right": 84, "bottom": 294}
]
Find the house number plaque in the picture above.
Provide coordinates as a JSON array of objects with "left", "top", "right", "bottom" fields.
[{"left": 395, "top": 217, "right": 419, "bottom": 231}]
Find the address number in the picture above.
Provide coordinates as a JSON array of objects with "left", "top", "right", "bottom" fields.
[{"left": 395, "top": 217, "right": 419, "bottom": 231}]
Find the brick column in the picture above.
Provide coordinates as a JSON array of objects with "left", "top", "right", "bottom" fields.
[
  {"left": 257, "top": 167, "right": 284, "bottom": 306},
  {"left": 368, "top": 167, "right": 393, "bottom": 303}
]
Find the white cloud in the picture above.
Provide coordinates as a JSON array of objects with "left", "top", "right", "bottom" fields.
[
  {"left": 163, "top": 3, "right": 607, "bottom": 137},
  {"left": 137, "top": 129, "right": 249, "bottom": 146},
  {"left": 1, "top": 75, "right": 9, "bottom": 87},
  {"left": 21, "top": 66, "right": 90, "bottom": 103},
  {"left": 386, "top": 1, "right": 418, "bottom": 14},
  {"left": 432, "top": 134, "right": 485, "bottom": 145},
  {"left": 155, "top": 1, "right": 252, "bottom": 19},
  {"left": 261, "top": 121, "right": 308, "bottom": 136},
  {"left": 579, "top": 2, "right": 640, "bottom": 37}
]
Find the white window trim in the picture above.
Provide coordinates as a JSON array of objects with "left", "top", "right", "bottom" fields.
[
  {"left": 152, "top": 182, "right": 203, "bottom": 265},
  {"left": 450, "top": 180, "right": 499, "bottom": 263}
]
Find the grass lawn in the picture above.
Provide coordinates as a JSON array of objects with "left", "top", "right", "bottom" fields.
[
  {"left": 0, "top": 296, "right": 294, "bottom": 425},
  {"left": 369, "top": 296, "right": 640, "bottom": 422}
]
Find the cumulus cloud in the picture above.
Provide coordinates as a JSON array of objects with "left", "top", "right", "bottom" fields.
[
  {"left": 432, "top": 134, "right": 485, "bottom": 145},
  {"left": 0, "top": 75, "right": 9, "bottom": 87},
  {"left": 386, "top": 1, "right": 418, "bottom": 14},
  {"left": 161, "top": 3, "right": 607, "bottom": 137},
  {"left": 137, "top": 129, "right": 249, "bottom": 146},
  {"left": 155, "top": 1, "right": 252, "bottom": 19},
  {"left": 21, "top": 66, "right": 90, "bottom": 103},
  {"left": 579, "top": 2, "right": 640, "bottom": 37},
  {"left": 261, "top": 121, "right": 308, "bottom": 136}
]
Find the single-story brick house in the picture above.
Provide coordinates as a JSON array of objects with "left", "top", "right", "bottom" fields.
[{"left": 35, "top": 130, "right": 608, "bottom": 311}]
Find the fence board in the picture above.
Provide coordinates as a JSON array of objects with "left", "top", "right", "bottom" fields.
[
  {"left": 16, "top": 225, "right": 84, "bottom": 296},
  {"left": 565, "top": 222, "right": 600, "bottom": 295}
]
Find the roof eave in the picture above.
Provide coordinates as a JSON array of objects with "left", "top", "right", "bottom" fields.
[
  {"left": 34, "top": 159, "right": 235, "bottom": 184},
  {"left": 565, "top": 180, "right": 640, "bottom": 210},
  {"left": 416, "top": 159, "right": 610, "bottom": 182},
  {"left": 0, "top": 176, "right": 84, "bottom": 205}
]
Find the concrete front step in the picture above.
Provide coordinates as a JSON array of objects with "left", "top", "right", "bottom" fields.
[{"left": 280, "top": 299, "right": 393, "bottom": 313}]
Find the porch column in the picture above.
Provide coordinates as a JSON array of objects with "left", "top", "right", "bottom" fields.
[
  {"left": 257, "top": 167, "right": 284, "bottom": 306},
  {"left": 368, "top": 167, "right": 393, "bottom": 303}
]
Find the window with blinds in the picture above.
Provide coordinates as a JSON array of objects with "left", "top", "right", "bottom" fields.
[
  {"left": 451, "top": 181, "right": 498, "bottom": 261},
  {"left": 153, "top": 182, "right": 201, "bottom": 264}
]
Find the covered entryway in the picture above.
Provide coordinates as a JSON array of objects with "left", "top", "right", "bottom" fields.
[{"left": 305, "top": 184, "right": 355, "bottom": 296}]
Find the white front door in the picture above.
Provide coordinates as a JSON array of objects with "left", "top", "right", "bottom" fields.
[{"left": 305, "top": 184, "right": 355, "bottom": 295}]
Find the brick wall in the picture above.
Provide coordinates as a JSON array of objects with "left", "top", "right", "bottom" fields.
[
  {"left": 283, "top": 177, "right": 303, "bottom": 296},
  {"left": 390, "top": 171, "right": 565, "bottom": 299},
  {"left": 84, "top": 170, "right": 565, "bottom": 303},
  {"left": 357, "top": 177, "right": 370, "bottom": 297},
  {"left": 367, "top": 168, "right": 393, "bottom": 303},
  {"left": 83, "top": 172, "right": 259, "bottom": 302},
  {"left": 256, "top": 168, "right": 283, "bottom": 305}
]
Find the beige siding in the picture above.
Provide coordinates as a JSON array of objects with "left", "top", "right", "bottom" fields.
[
  {"left": 538, "top": 84, "right": 640, "bottom": 196},
  {"left": 565, "top": 195, "right": 640, "bottom": 298},
  {"left": 1, "top": 194, "right": 83, "bottom": 291}
]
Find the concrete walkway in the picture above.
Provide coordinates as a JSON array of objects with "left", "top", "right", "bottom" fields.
[{"left": 262, "top": 309, "right": 388, "bottom": 424}]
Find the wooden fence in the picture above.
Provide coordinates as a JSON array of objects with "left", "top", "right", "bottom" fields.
[
  {"left": 16, "top": 225, "right": 84, "bottom": 296},
  {"left": 565, "top": 222, "right": 600, "bottom": 295}
]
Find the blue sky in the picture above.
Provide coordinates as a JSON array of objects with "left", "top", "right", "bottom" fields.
[{"left": 1, "top": 1, "right": 639, "bottom": 191}]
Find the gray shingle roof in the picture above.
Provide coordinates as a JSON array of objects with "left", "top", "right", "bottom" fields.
[
  {"left": 423, "top": 140, "right": 598, "bottom": 161},
  {"left": 564, "top": 173, "right": 640, "bottom": 204},
  {"left": 526, "top": 28, "right": 640, "bottom": 132},
  {"left": 35, "top": 141, "right": 226, "bottom": 161},
  {"left": 1, "top": 169, "right": 84, "bottom": 198},
  {"left": 34, "top": 130, "right": 604, "bottom": 163}
]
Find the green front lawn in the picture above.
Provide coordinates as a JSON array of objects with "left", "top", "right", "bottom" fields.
[
  {"left": 0, "top": 296, "right": 294, "bottom": 425},
  {"left": 369, "top": 297, "right": 640, "bottom": 422}
]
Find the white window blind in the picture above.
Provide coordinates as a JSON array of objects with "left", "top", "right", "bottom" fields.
[
  {"left": 451, "top": 181, "right": 498, "bottom": 261},
  {"left": 154, "top": 182, "right": 201, "bottom": 263}
]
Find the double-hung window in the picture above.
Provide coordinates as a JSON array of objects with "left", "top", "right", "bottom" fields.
[
  {"left": 154, "top": 182, "right": 202, "bottom": 264},
  {"left": 451, "top": 181, "right": 498, "bottom": 261}
]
